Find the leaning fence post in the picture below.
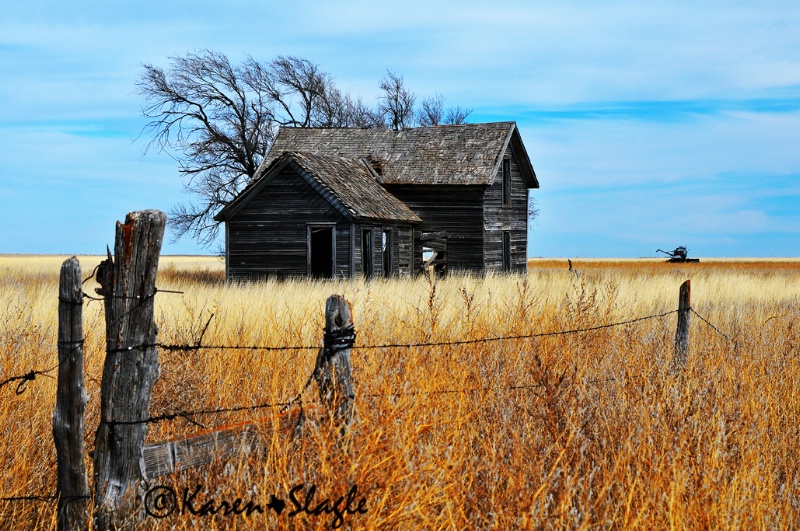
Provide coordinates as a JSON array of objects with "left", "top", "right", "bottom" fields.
[
  {"left": 314, "top": 294, "right": 356, "bottom": 425},
  {"left": 673, "top": 279, "right": 691, "bottom": 368},
  {"left": 93, "top": 210, "right": 166, "bottom": 530},
  {"left": 53, "top": 257, "right": 89, "bottom": 531}
]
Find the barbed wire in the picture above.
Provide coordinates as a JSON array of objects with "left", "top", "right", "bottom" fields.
[
  {"left": 690, "top": 308, "right": 732, "bottom": 341},
  {"left": 0, "top": 302, "right": 738, "bottom": 505},
  {"left": 0, "top": 340, "right": 86, "bottom": 396},
  {"left": 0, "top": 495, "right": 57, "bottom": 503},
  {"left": 153, "top": 309, "right": 685, "bottom": 355},
  {"left": 101, "top": 371, "right": 658, "bottom": 428},
  {"left": 0, "top": 366, "right": 57, "bottom": 395},
  {"left": 66, "top": 281, "right": 736, "bottom": 353},
  {"left": 0, "top": 306, "right": 735, "bottom": 400},
  {"left": 0, "top": 494, "right": 89, "bottom": 504},
  {"left": 96, "top": 306, "right": 734, "bottom": 427},
  {"left": 356, "top": 309, "right": 682, "bottom": 349},
  {"left": 102, "top": 399, "right": 296, "bottom": 428},
  {"left": 159, "top": 343, "right": 318, "bottom": 353},
  {"left": 0, "top": 286, "right": 756, "bottom": 507},
  {"left": 80, "top": 287, "right": 183, "bottom": 303}
]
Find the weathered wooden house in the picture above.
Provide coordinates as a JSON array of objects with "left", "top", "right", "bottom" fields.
[{"left": 214, "top": 121, "right": 538, "bottom": 280}]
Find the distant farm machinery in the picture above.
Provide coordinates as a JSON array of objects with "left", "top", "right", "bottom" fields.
[{"left": 656, "top": 246, "right": 700, "bottom": 263}]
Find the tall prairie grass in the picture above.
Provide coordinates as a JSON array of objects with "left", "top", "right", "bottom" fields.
[{"left": 0, "top": 256, "right": 798, "bottom": 529}]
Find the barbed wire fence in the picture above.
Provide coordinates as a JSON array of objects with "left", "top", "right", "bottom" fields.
[
  {"left": 1, "top": 290, "right": 735, "bottom": 502},
  {"left": 0, "top": 241, "right": 741, "bottom": 526},
  {"left": 2, "top": 292, "right": 736, "bottom": 400},
  {"left": 0, "top": 303, "right": 731, "bottom": 399},
  {"left": 7, "top": 207, "right": 797, "bottom": 531}
]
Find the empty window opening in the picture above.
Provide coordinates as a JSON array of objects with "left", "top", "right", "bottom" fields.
[
  {"left": 310, "top": 227, "right": 334, "bottom": 279},
  {"left": 422, "top": 246, "right": 447, "bottom": 276},
  {"left": 420, "top": 231, "right": 448, "bottom": 276}
]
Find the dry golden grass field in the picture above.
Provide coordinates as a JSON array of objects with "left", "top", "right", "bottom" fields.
[{"left": 1, "top": 255, "right": 799, "bottom": 529}]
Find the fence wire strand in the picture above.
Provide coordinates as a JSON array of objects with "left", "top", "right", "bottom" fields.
[
  {"left": 155, "top": 308, "right": 684, "bottom": 355},
  {"left": 0, "top": 366, "right": 57, "bottom": 395},
  {"left": 0, "top": 297, "right": 742, "bottom": 504},
  {"left": 0, "top": 494, "right": 89, "bottom": 504},
  {"left": 690, "top": 308, "right": 733, "bottom": 341},
  {"left": 122, "top": 306, "right": 733, "bottom": 426},
  {"left": 103, "top": 399, "right": 296, "bottom": 427}
]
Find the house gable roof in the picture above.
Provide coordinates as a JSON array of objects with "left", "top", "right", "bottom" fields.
[
  {"left": 254, "top": 122, "right": 538, "bottom": 188},
  {"left": 215, "top": 151, "right": 421, "bottom": 223}
]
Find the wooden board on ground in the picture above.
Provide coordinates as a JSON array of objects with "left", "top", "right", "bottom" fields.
[{"left": 142, "top": 407, "right": 309, "bottom": 479}]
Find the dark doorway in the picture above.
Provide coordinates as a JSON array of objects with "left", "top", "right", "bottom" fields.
[
  {"left": 362, "top": 229, "right": 374, "bottom": 279},
  {"left": 310, "top": 227, "right": 333, "bottom": 278}
]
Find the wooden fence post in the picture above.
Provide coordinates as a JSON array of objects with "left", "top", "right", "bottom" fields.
[
  {"left": 93, "top": 210, "right": 166, "bottom": 530},
  {"left": 314, "top": 294, "right": 355, "bottom": 425},
  {"left": 53, "top": 257, "right": 89, "bottom": 531},
  {"left": 674, "top": 279, "right": 691, "bottom": 368},
  {"left": 141, "top": 293, "right": 354, "bottom": 478}
]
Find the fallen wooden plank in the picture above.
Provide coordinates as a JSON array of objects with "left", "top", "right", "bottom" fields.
[{"left": 142, "top": 407, "right": 310, "bottom": 479}]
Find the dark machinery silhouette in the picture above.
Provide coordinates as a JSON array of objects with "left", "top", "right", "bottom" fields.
[{"left": 656, "top": 246, "right": 700, "bottom": 263}]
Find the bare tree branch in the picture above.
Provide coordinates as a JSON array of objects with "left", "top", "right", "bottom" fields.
[
  {"left": 138, "top": 52, "right": 472, "bottom": 246},
  {"left": 377, "top": 71, "right": 416, "bottom": 130},
  {"left": 418, "top": 93, "right": 445, "bottom": 126},
  {"left": 444, "top": 105, "right": 472, "bottom": 125}
]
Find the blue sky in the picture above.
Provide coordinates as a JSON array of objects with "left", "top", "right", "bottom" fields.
[{"left": 1, "top": 1, "right": 799, "bottom": 257}]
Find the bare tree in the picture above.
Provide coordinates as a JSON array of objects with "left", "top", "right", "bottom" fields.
[
  {"left": 418, "top": 93, "right": 473, "bottom": 126},
  {"left": 138, "top": 51, "right": 359, "bottom": 244},
  {"left": 264, "top": 55, "right": 337, "bottom": 127},
  {"left": 314, "top": 87, "right": 382, "bottom": 128},
  {"left": 418, "top": 93, "right": 445, "bottom": 126},
  {"left": 139, "top": 51, "right": 471, "bottom": 245},
  {"left": 377, "top": 71, "right": 416, "bottom": 130},
  {"left": 340, "top": 96, "right": 384, "bottom": 128},
  {"left": 528, "top": 196, "right": 540, "bottom": 221},
  {"left": 138, "top": 50, "right": 277, "bottom": 244},
  {"left": 444, "top": 105, "right": 472, "bottom": 125}
]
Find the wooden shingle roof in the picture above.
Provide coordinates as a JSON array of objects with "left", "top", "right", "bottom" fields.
[
  {"left": 254, "top": 122, "right": 537, "bottom": 188},
  {"left": 288, "top": 152, "right": 421, "bottom": 222},
  {"left": 215, "top": 151, "right": 421, "bottom": 223}
]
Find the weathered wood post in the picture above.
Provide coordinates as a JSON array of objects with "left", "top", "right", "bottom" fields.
[
  {"left": 93, "top": 210, "right": 166, "bottom": 530},
  {"left": 314, "top": 295, "right": 355, "bottom": 425},
  {"left": 673, "top": 279, "right": 691, "bottom": 368},
  {"left": 141, "top": 294, "right": 351, "bottom": 478},
  {"left": 53, "top": 257, "right": 89, "bottom": 531}
]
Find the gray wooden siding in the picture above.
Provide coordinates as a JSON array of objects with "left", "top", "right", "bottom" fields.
[
  {"left": 335, "top": 226, "right": 352, "bottom": 278},
  {"left": 483, "top": 143, "right": 529, "bottom": 272},
  {"left": 397, "top": 226, "right": 414, "bottom": 276},
  {"left": 349, "top": 223, "right": 415, "bottom": 279},
  {"left": 226, "top": 167, "right": 349, "bottom": 280},
  {"left": 225, "top": 165, "right": 416, "bottom": 280},
  {"left": 352, "top": 223, "right": 414, "bottom": 278},
  {"left": 385, "top": 225, "right": 413, "bottom": 277},
  {"left": 385, "top": 185, "right": 486, "bottom": 274}
]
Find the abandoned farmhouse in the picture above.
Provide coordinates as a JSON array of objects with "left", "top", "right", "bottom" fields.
[{"left": 214, "top": 121, "right": 538, "bottom": 280}]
